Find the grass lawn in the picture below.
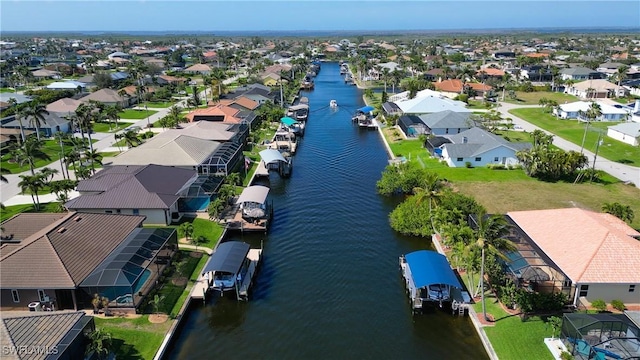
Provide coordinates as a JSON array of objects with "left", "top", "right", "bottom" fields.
[
  {"left": 118, "top": 109, "right": 158, "bottom": 120},
  {"left": 477, "top": 299, "right": 554, "bottom": 360},
  {"left": 99, "top": 151, "right": 122, "bottom": 157},
  {"left": 94, "top": 316, "right": 169, "bottom": 360},
  {"left": 145, "top": 101, "right": 177, "bottom": 108},
  {"left": 92, "top": 121, "right": 132, "bottom": 133},
  {"left": 173, "top": 217, "right": 224, "bottom": 249},
  {"left": 510, "top": 108, "right": 640, "bottom": 165},
  {"left": 1, "top": 138, "right": 96, "bottom": 174},
  {"left": 504, "top": 91, "right": 578, "bottom": 105},
  {"left": 467, "top": 100, "right": 494, "bottom": 109},
  {"left": 0, "top": 88, "right": 16, "bottom": 93},
  {"left": 185, "top": 86, "right": 204, "bottom": 95},
  {"left": 0, "top": 203, "right": 62, "bottom": 222}
]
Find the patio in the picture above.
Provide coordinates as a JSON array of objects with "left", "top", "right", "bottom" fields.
[{"left": 562, "top": 313, "right": 640, "bottom": 360}]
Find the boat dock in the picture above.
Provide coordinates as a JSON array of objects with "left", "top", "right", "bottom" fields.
[
  {"left": 238, "top": 248, "right": 262, "bottom": 300},
  {"left": 399, "top": 250, "right": 470, "bottom": 315}
]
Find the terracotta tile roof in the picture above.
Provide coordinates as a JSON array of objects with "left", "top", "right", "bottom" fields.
[
  {"left": 203, "top": 51, "right": 217, "bottom": 58},
  {"left": 434, "top": 79, "right": 464, "bottom": 93},
  {"left": 468, "top": 82, "right": 492, "bottom": 91},
  {"left": 507, "top": 208, "right": 640, "bottom": 284},
  {"left": 120, "top": 85, "right": 156, "bottom": 96},
  {"left": 184, "top": 63, "right": 212, "bottom": 72},
  {"left": 477, "top": 68, "right": 505, "bottom": 77},
  {"left": 0, "top": 212, "right": 145, "bottom": 289},
  {"left": 232, "top": 96, "right": 259, "bottom": 110},
  {"left": 185, "top": 104, "right": 241, "bottom": 123},
  {"left": 526, "top": 53, "right": 549, "bottom": 58},
  {"left": 158, "top": 75, "right": 186, "bottom": 83}
]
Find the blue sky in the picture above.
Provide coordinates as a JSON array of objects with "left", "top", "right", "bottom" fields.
[{"left": 1, "top": 1, "right": 638, "bottom": 32}]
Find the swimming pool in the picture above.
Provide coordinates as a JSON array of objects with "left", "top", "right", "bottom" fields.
[{"left": 134, "top": 268, "right": 151, "bottom": 294}]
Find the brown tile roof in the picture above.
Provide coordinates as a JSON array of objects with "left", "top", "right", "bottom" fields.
[
  {"left": 120, "top": 85, "right": 156, "bottom": 96},
  {"left": 526, "top": 53, "right": 549, "bottom": 58},
  {"left": 46, "top": 97, "right": 82, "bottom": 113},
  {"left": 0, "top": 213, "right": 68, "bottom": 244},
  {"left": 184, "top": 63, "right": 212, "bottom": 72},
  {"left": 467, "top": 82, "right": 492, "bottom": 91},
  {"left": 158, "top": 75, "right": 186, "bottom": 84},
  {"left": 80, "top": 88, "right": 124, "bottom": 103},
  {"left": 0, "top": 212, "right": 144, "bottom": 289},
  {"left": 507, "top": 208, "right": 640, "bottom": 284},
  {"left": 231, "top": 96, "right": 259, "bottom": 111}
]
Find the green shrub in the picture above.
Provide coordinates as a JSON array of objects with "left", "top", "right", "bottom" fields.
[
  {"left": 591, "top": 299, "right": 607, "bottom": 312},
  {"left": 465, "top": 161, "right": 473, "bottom": 168},
  {"left": 487, "top": 164, "right": 506, "bottom": 170},
  {"left": 454, "top": 94, "right": 469, "bottom": 103},
  {"left": 611, "top": 299, "right": 625, "bottom": 312},
  {"left": 560, "top": 351, "right": 575, "bottom": 360}
]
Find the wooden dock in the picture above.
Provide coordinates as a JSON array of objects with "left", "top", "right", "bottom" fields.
[
  {"left": 238, "top": 249, "right": 262, "bottom": 300},
  {"left": 225, "top": 209, "right": 269, "bottom": 232},
  {"left": 191, "top": 272, "right": 210, "bottom": 301}
]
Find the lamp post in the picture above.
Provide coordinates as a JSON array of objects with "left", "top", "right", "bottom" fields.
[{"left": 145, "top": 104, "right": 150, "bottom": 128}]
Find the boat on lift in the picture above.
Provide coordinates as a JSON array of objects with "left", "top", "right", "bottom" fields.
[{"left": 330, "top": 100, "right": 338, "bottom": 108}]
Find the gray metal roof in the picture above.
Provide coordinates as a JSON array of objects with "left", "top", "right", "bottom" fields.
[
  {"left": 608, "top": 122, "right": 640, "bottom": 137},
  {"left": 444, "top": 127, "right": 531, "bottom": 157},
  {"left": 202, "top": 241, "right": 250, "bottom": 275},
  {"left": 67, "top": 164, "right": 197, "bottom": 210},
  {"left": 560, "top": 66, "right": 599, "bottom": 75},
  {"left": 419, "top": 110, "right": 473, "bottom": 130},
  {"left": 236, "top": 185, "right": 269, "bottom": 205},
  {"left": 109, "top": 135, "right": 221, "bottom": 166}
]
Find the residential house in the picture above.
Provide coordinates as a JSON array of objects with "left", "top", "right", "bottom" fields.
[
  {"left": 45, "top": 80, "right": 86, "bottom": 91},
  {"left": 156, "top": 74, "right": 186, "bottom": 86},
  {"left": 65, "top": 164, "right": 203, "bottom": 224},
  {"left": 418, "top": 110, "right": 474, "bottom": 136},
  {"left": 261, "top": 72, "right": 283, "bottom": 86},
  {"left": 434, "top": 79, "right": 492, "bottom": 98},
  {"left": 554, "top": 100, "right": 630, "bottom": 121},
  {"left": 506, "top": 208, "right": 640, "bottom": 307},
  {"left": 0, "top": 112, "right": 72, "bottom": 137},
  {"left": 493, "top": 48, "right": 516, "bottom": 59},
  {"left": 0, "top": 93, "right": 32, "bottom": 105},
  {"left": 46, "top": 98, "right": 82, "bottom": 114},
  {"left": 607, "top": 122, "right": 640, "bottom": 146},
  {"left": 80, "top": 88, "right": 128, "bottom": 107},
  {"left": 435, "top": 127, "right": 531, "bottom": 167},
  {"left": 560, "top": 67, "right": 602, "bottom": 81},
  {"left": 520, "top": 65, "right": 553, "bottom": 82},
  {"left": 0, "top": 212, "right": 177, "bottom": 311},
  {"left": 397, "top": 115, "right": 428, "bottom": 137},
  {"left": 107, "top": 51, "right": 131, "bottom": 60},
  {"left": 108, "top": 132, "right": 244, "bottom": 176},
  {"left": 31, "top": 68, "right": 60, "bottom": 79},
  {"left": 565, "top": 79, "right": 629, "bottom": 99},
  {"left": 423, "top": 68, "right": 444, "bottom": 81},
  {"left": 477, "top": 67, "right": 505, "bottom": 79},
  {"left": 0, "top": 312, "right": 95, "bottom": 360},
  {"left": 184, "top": 63, "right": 212, "bottom": 75},
  {"left": 392, "top": 93, "right": 471, "bottom": 114}
]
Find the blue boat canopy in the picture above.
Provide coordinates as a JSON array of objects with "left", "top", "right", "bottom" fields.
[
  {"left": 202, "top": 241, "right": 250, "bottom": 275},
  {"left": 404, "top": 250, "right": 462, "bottom": 289},
  {"left": 358, "top": 106, "right": 375, "bottom": 113},
  {"left": 280, "top": 117, "right": 299, "bottom": 126}
]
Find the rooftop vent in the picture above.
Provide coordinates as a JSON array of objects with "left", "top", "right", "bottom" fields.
[
  {"left": 57, "top": 227, "right": 67, "bottom": 233},
  {"left": 74, "top": 216, "right": 82, "bottom": 222}
]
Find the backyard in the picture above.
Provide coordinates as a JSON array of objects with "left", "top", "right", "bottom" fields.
[
  {"left": 510, "top": 108, "right": 640, "bottom": 165},
  {"left": 504, "top": 91, "right": 578, "bottom": 105},
  {"left": 0, "top": 138, "right": 96, "bottom": 174}
]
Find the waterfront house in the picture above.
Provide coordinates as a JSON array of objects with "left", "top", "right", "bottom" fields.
[
  {"left": 434, "top": 79, "right": 492, "bottom": 98},
  {"left": 0, "top": 112, "right": 72, "bottom": 137},
  {"left": 435, "top": 127, "right": 531, "bottom": 167},
  {"left": 554, "top": 100, "right": 630, "bottom": 121},
  {"left": 607, "top": 122, "right": 640, "bottom": 146},
  {"left": 418, "top": 110, "right": 474, "bottom": 136},
  {"left": 45, "top": 80, "right": 86, "bottom": 91},
  {"left": 0, "top": 212, "right": 177, "bottom": 311},
  {"left": 65, "top": 164, "right": 206, "bottom": 225},
  {"left": 506, "top": 208, "right": 640, "bottom": 308},
  {"left": 392, "top": 94, "right": 470, "bottom": 115}
]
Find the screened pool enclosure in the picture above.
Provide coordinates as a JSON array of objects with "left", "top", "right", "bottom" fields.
[
  {"left": 562, "top": 313, "right": 640, "bottom": 360},
  {"left": 80, "top": 228, "right": 177, "bottom": 308}
]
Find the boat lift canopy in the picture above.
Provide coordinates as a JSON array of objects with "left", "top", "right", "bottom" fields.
[
  {"left": 280, "top": 117, "right": 299, "bottom": 126},
  {"left": 404, "top": 250, "right": 462, "bottom": 289},
  {"left": 202, "top": 241, "right": 250, "bottom": 275},
  {"left": 358, "top": 106, "right": 375, "bottom": 113},
  {"left": 259, "top": 149, "right": 287, "bottom": 165},
  {"left": 288, "top": 104, "right": 309, "bottom": 111},
  {"left": 236, "top": 185, "right": 269, "bottom": 205}
]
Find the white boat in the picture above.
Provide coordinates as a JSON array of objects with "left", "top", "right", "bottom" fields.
[{"left": 330, "top": 100, "right": 338, "bottom": 108}]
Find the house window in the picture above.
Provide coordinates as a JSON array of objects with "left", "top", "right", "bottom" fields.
[
  {"left": 11, "top": 289, "right": 19, "bottom": 303},
  {"left": 445, "top": 128, "right": 449, "bottom": 134},
  {"left": 105, "top": 210, "right": 113, "bottom": 214},
  {"left": 579, "top": 285, "right": 589, "bottom": 297},
  {"left": 456, "top": 157, "right": 463, "bottom": 162},
  {"left": 475, "top": 157, "right": 482, "bottom": 162},
  {"left": 38, "top": 290, "right": 46, "bottom": 302},
  {"left": 563, "top": 280, "right": 572, "bottom": 288},
  {"left": 494, "top": 157, "right": 499, "bottom": 162},
  {"left": 457, "top": 128, "right": 461, "bottom": 133},
  {"left": 133, "top": 209, "right": 140, "bottom": 215},
  {"left": 630, "top": 285, "right": 636, "bottom": 293},
  {"left": 116, "top": 209, "right": 121, "bottom": 214}
]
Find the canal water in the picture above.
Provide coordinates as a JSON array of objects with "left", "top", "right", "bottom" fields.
[{"left": 167, "top": 63, "right": 488, "bottom": 359}]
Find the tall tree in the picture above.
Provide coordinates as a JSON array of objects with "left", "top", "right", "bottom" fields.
[
  {"left": 18, "top": 173, "right": 46, "bottom": 211},
  {"left": 469, "top": 212, "right": 514, "bottom": 321}
]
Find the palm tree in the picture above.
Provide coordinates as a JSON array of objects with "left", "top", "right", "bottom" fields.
[
  {"left": 179, "top": 222, "right": 194, "bottom": 242},
  {"left": 103, "top": 104, "right": 121, "bottom": 131},
  {"left": 18, "top": 173, "right": 46, "bottom": 211},
  {"left": 602, "top": 202, "right": 634, "bottom": 224},
  {"left": 469, "top": 211, "right": 514, "bottom": 321},
  {"left": 74, "top": 103, "right": 97, "bottom": 172},
  {"left": 580, "top": 102, "right": 602, "bottom": 153},
  {"left": 54, "top": 132, "right": 70, "bottom": 180},
  {"left": 39, "top": 167, "right": 58, "bottom": 183},
  {"left": 21, "top": 137, "right": 50, "bottom": 175},
  {"left": 85, "top": 329, "right": 113, "bottom": 360},
  {"left": 615, "top": 65, "right": 629, "bottom": 89},
  {"left": 23, "top": 103, "right": 50, "bottom": 141},
  {"left": 84, "top": 150, "right": 103, "bottom": 174},
  {"left": 14, "top": 105, "right": 28, "bottom": 143}
]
